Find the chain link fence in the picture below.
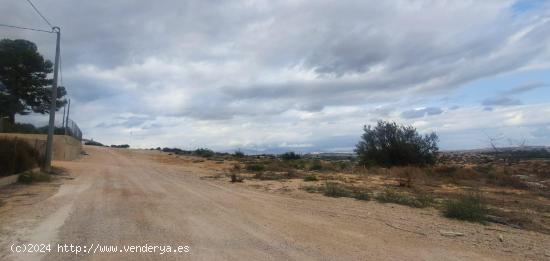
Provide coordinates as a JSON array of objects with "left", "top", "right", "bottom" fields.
[
  {"left": 0, "top": 116, "right": 82, "bottom": 141},
  {"left": 62, "top": 118, "right": 82, "bottom": 141}
]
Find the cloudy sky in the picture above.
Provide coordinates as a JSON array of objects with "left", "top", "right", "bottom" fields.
[{"left": 2, "top": 0, "right": 550, "bottom": 153}]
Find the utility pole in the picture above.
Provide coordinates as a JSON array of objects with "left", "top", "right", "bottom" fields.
[
  {"left": 44, "top": 26, "right": 60, "bottom": 172},
  {"left": 62, "top": 102, "right": 66, "bottom": 134},
  {"left": 65, "top": 99, "right": 70, "bottom": 134}
]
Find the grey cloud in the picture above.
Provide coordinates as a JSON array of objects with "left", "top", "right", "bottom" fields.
[
  {"left": 5, "top": 0, "right": 546, "bottom": 121},
  {"left": 482, "top": 97, "right": 522, "bottom": 106},
  {"left": 96, "top": 115, "right": 155, "bottom": 128},
  {"left": 503, "top": 82, "right": 548, "bottom": 96},
  {"left": 65, "top": 78, "right": 121, "bottom": 102},
  {"left": 370, "top": 107, "right": 394, "bottom": 118},
  {"left": 401, "top": 107, "right": 443, "bottom": 119},
  {"left": 3, "top": 1, "right": 550, "bottom": 151}
]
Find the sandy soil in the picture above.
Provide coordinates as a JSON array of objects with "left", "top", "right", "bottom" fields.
[{"left": 0, "top": 146, "right": 549, "bottom": 260}]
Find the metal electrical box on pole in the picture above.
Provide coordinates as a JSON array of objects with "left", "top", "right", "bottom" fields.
[{"left": 43, "top": 26, "right": 61, "bottom": 172}]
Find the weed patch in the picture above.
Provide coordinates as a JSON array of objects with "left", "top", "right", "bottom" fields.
[
  {"left": 253, "top": 172, "right": 285, "bottom": 180},
  {"left": 302, "top": 185, "right": 320, "bottom": 193},
  {"left": 486, "top": 171, "right": 527, "bottom": 189},
  {"left": 303, "top": 174, "right": 318, "bottom": 181},
  {"left": 322, "top": 182, "right": 371, "bottom": 200},
  {"left": 308, "top": 160, "right": 323, "bottom": 171},
  {"left": 324, "top": 182, "right": 355, "bottom": 198},
  {"left": 246, "top": 164, "right": 265, "bottom": 172},
  {"left": 352, "top": 189, "right": 371, "bottom": 201},
  {"left": 443, "top": 194, "right": 488, "bottom": 223},
  {"left": 375, "top": 189, "right": 431, "bottom": 208}
]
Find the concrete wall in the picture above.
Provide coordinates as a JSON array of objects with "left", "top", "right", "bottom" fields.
[{"left": 0, "top": 133, "right": 82, "bottom": 161}]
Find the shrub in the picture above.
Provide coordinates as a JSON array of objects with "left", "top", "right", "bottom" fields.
[
  {"left": 229, "top": 164, "right": 243, "bottom": 183},
  {"left": 304, "top": 182, "right": 371, "bottom": 200},
  {"left": 432, "top": 165, "right": 482, "bottom": 182},
  {"left": 110, "top": 144, "right": 130, "bottom": 148},
  {"left": 392, "top": 166, "right": 423, "bottom": 187},
  {"left": 308, "top": 160, "right": 323, "bottom": 171},
  {"left": 486, "top": 170, "right": 527, "bottom": 189},
  {"left": 253, "top": 172, "right": 285, "bottom": 180},
  {"left": 18, "top": 171, "right": 51, "bottom": 184},
  {"left": 281, "top": 151, "right": 301, "bottom": 160},
  {"left": 433, "top": 165, "right": 460, "bottom": 177},
  {"left": 246, "top": 164, "right": 265, "bottom": 172},
  {"left": 230, "top": 173, "right": 243, "bottom": 182},
  {"left": 375, "top": 189, "right": 431, "bottom": 208},
  {"left": 0, "top": 138, "right": 41, "bottom": 176},
  {"left": 443, "top": 194, "right": 487, "bottom": 223},
  {"left": 324, "top": 182, "right": 354, "bottom": 198},
  {"left": 355, "top": 121, "right": 439, "bottom": 167},
  {"left": 536, "top": 170, "right": 550, "bottom": 179},
  {"left": 302, "top": 185, "right": 319, "bottom": 193},
  {"left": 194, "top": 148, "right": 215, "bottom": 158},
  {"left": 234, "top": 150, "right": 245, "bottom": 158},
  {"left": 415, "top": 193, "right": 435, "bottom": 207},
  {"left": 286, "top": 169, "right": 299, "bottom": 178},
  {"left": 352, "top": 189, "right": 371, "bottom": 201},
  {"left": 84, "top": 140, "right": 104, "bottom": 146},
  {"left": 303, "top": 174, "right": 318, "bottom": 181}
]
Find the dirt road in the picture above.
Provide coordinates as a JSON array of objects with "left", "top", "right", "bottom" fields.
[{"left": 0, "top": 146, "right": 548, "bottom": 260}]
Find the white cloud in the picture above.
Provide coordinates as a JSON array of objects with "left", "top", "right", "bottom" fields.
[{"left": 4, "top": 0, "right": 550, "bottom": 151}]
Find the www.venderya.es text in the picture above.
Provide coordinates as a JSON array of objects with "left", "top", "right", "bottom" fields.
[{"left": 11, "top": 243, "right": 190, "bottom": 255}]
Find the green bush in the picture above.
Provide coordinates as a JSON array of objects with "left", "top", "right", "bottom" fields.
[
  {"left": 304, "top": 182, "right": 371, "bottom": 201},
  {"left": 303, "top": 174, "right": 318, "bottom": 181},
  {"left": 443, "top": 194, "right": 487, "bottom": 223},
  {"left": 281, "top": 151, "right": 301, "bottom": 160},
  {"left": 18, "top": 171, "right": 51, "bottom": 184},
  {"left": 84, "top": 140, "right": 104, "bottom": 146},
  {"left": 352, "top": 190, "right": 371, "bottom": 201},
  {"left": 0, "top": 138, "right": 41, "bottom": 177},
  {"left": 355, "top": 121, "right": 439, "bottom": 167},
  {"left": 246, "top": 164, "right": 265, "bottom": 172},
  {"left": 375, "top": 189, "right": 431, "bottom": 208},
  {"left": 194, "top": 148, "right": 215, "bottom": 158},
  {"left": 234, "top": 150, "right": 245, "bottom": 158},
  {"left": 110, "top": 144, "right": 130, "bottom": 148}
]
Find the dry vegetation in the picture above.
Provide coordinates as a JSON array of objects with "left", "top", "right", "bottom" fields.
[{"left": 151, "top": 149, "right": 550, "bottom": 235}]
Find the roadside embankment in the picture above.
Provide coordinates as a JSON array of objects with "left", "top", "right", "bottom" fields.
[{"left": 0, "top": 133, "right": 81, "bottom": 161}]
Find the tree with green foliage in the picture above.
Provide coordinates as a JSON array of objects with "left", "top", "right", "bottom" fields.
[
  {"left": 355, "top": 121, "right": 439, "bottom": 167},
  {"left": 281, "top": 151, "right": 301, "bottom": 160},
  {"left": 234, "top": 149, "right": 245, "bottom": 158},
  {"left": 0, "top": 39, "right": 66, "bottom": 124}
]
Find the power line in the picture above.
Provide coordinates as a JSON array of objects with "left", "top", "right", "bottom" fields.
[
  {"left": 0, "top": 23, "right": 53, "bottom": 33},
  {"left": 25, "top": 0, "right": 53, "bottom": 28}
]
